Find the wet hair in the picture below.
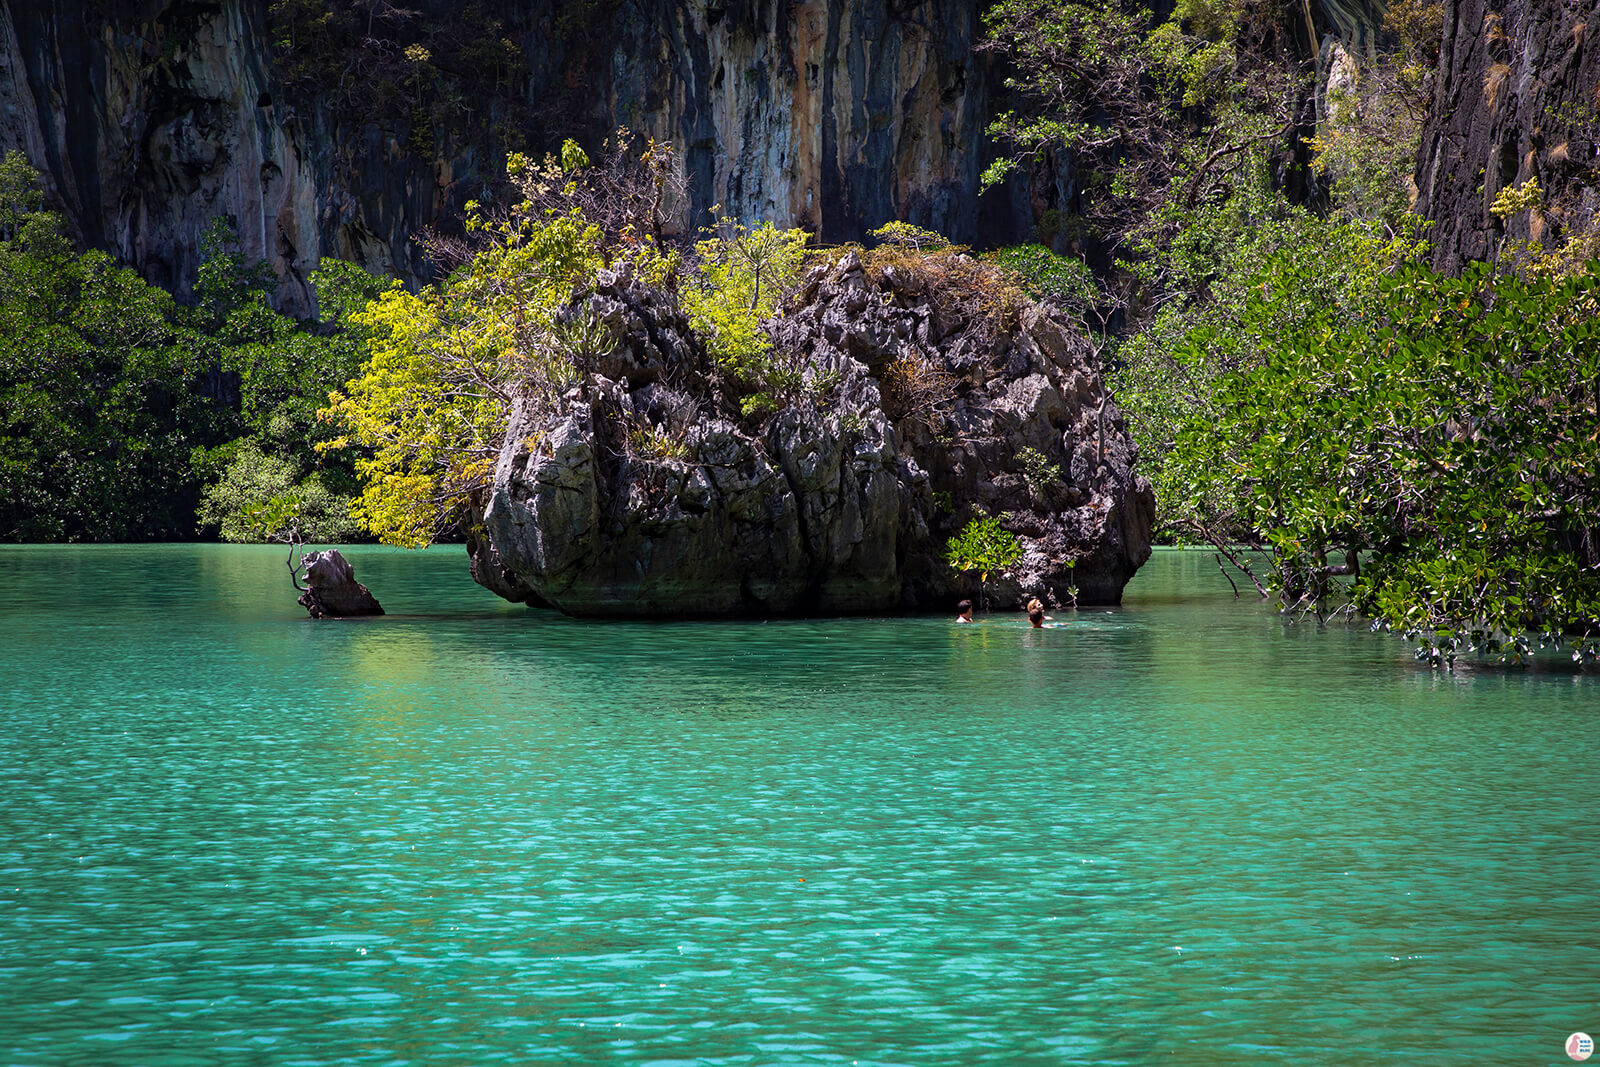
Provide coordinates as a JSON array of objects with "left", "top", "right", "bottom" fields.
[
  {"left": 957, "top": 599, "right": 973, "bottom": 615},
  {"left": 1028, "top": 605, "right": 1045, "bottom": 625}
]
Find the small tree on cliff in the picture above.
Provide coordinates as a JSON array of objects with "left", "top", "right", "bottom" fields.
[
  {"left": 946, "top": 514, "right": 1023, "bottom": 610},
  {"left": 680, "top": 210, "right": 810, "bottom": 416}
]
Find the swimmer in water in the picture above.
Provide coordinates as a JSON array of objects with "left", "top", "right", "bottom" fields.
[
  {"left": 1026, "top": 597, "right": 1063, "bottom": 628},
  {"left": 956, "top": 599, "right": 974, "bottom": 623}
]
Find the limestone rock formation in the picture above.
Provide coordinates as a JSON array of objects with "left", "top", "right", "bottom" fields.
[
  {"left": 0, "top": 0, "right": 1415, "bottom": 307},
  {"left": 1415, "top": 0, "right": 1600, "bottom": 272},
  {"left": 295, "top": 549, "right": 383, "bottom": 618},
  {"left": 0, "top": 0, "right": 327, "bottom": 312},
  {"left": 0, "top": 0, "right": 1030, "bottom": 309},
  {"left": 470, "top": 257, "right": 1154, "bottom": 617},
  {"left": 1312, "top": 0, "right": 1389, "bottom": 59},
  {"left": 603, "top": 0, "right": 1005, "bottom": 245}
]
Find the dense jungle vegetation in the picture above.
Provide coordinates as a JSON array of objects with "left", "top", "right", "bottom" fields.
[{"left": 1, "top": 0, "right": 1596, "bottom": 664}]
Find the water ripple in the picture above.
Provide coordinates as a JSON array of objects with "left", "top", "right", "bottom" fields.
[{"left": 0, "top": 546, "right": 1596, "bottom": 1064}]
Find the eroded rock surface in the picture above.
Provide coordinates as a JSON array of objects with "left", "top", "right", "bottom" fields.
[
  {"left": 2, "top": 0, "right": 1417, "bottom": 306},
  {"left": 470, "top": 258, "right": 1154, "bottom": 617}
]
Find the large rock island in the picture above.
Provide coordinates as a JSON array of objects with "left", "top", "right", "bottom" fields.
[{"left": 467, "top": 251, "right": 1154, "bottom": 616}]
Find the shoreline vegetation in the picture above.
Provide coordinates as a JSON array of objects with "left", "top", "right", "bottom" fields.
[{"left": 2, "top": 0, "right": 1597, "bottom": 664}]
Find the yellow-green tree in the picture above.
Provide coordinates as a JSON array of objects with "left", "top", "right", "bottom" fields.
[
  {"left": 680, "top": 212, "right": 810, "bottom": 413},
  {"left": 324, "top": 137, "right": 810, "bottom": 545},
  {"left": 323, "top": 202, "right": 605, "bottom": 546}
]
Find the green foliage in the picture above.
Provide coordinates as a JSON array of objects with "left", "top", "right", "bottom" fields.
[
  {"left": 980, "top": 0, "right": 1161, "bottom": 188},
  {"left": 326, "top": 286, "right": 515, "bottom": 548},
  {"left": 981, "top": 0, "right": 1299, "bottom": 251},
  {"left": 981, "top": 245, "right": 1096, "bottom": 310},
  {"left": 945, "top": 514, "right": 1024, "bottom": 583},
  {"left": 980, "top": 0, "right": 1434, "bottom": 546},
  {"left": 869, "top": 221, "right": 950, "bottom": 252},
  {"left": 1309, "top": 92, "right": 1422, "bottom": 228},
  {"left": 185, "top": 221, "right": 383, "bottom": 542},
  {"left": 1167, "top": 262, "right": 1600, "bottom": 664},
  {"left": 681, "top": 213, "right": 810, "bottom": 397},
  {"left": 1015, "top": 446, "right": 1063, "bottom": 499},
  {"left": 0, "top": 150, "right": 48, "bottom": 241},
  {"left": 1490, "top": 177, "right": 1543, "bottom": 220},
  {"left": 982, "top": 0, "right": 1597, "bottom": 670},
  {"left": 0, "top": 153, "right": 390, "bottom": 543},
  {"left": 559, "top": 139, "right": 591, "bottom": 173},
  {"left": 626, "top": 425, "right": 689, "bottom": 462},
  {"left": 196, "top": 439, "right": 358, "bottom": 543},
  {"left": 1385, "top": 0, "right": 1445, "bottom": 68},
  {"left": 324, "top": 135, "right": 726, "bottom": 545},
  {"left": 980, "top": 0, "right": 1421, "bottom": 546},
  {"left": 193, "top": 218, "right": 279, "bottom": 335},
  {"left": 324, "top": 192, "right": 606, "bottom": 546},
  {"left": 1307, "top": 22, "right": 1435, "bottom": 231},
  {"left": 506, "top": 129, "right": 688, "bottom": 252},
  {"left": 0, "top": 152, "right": 230, "bottom": 540},
  {"left": 1113, "top": 203, "right": 1430, "bottom": 533}
]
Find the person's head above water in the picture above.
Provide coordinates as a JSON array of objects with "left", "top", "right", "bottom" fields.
[
  {"left": 1026, "top": 597, "right": 1045, "bottom": 627},
  {"left": 956, "top": 599, "right": 973, "bottom": 622}
]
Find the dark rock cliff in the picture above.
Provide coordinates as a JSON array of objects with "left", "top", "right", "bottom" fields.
[
  {"left": 599, "top": 0, "right": 1012, "bottom": 246},
  {"left": 1415, "top": 0, "right": 1600, "bottom": 272},
  {"left": 0, "top": 0, "right": 446, "bottom": 313},
  {"left": 0, "top": 0, "right": 1031, "bottom": 311},
  {"left": 1, "top": 0, "right": 1401, "bottom": 312},
  {"left": 469, "top": 255, "right": 1154, "bottom": 617}
]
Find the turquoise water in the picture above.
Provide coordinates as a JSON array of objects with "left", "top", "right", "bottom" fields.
[{"left": 1, "top": 546, "right": 1596, "bottom": 1065}]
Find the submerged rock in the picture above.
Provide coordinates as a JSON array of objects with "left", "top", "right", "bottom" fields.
[
  {"left": 296, "top": 549, "right": 384, "bottom": 618},
  {"left": 470, "top": 257, "right": 1154, "bottom": 616}
]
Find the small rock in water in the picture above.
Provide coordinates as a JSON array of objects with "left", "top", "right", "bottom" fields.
[{"left": 297, "top": 549, "right": 384, "bottom": 618}]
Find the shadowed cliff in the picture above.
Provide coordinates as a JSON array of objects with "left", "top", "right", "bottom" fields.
[
  {"left": 0, "top": 0, "right": 1404, "bottom": 315},
  {"left": 0, "top": 0, "right": 1037, "bottom": 313},
  {"left": 1416, "top": 0, "right": 1600, "bottom": 272}
]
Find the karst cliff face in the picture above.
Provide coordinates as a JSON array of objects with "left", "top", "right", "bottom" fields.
[
  {"left": 1415, "top": 0, "right": 1600, "bottom": 272},
  {"left": 605, "top": 0, "right": 1011, "bottom": 245},
  {"left": 0, "top": 0, "right": 1030, "bottom": 311},
  {"left": 1, "top": 0, "right": 1436, "bottom": 307},
  {"left": 1, "top": 0, "right": 320, "bottom": 310},
  {"left": 3, "top": 0, "right": 1498, "bottom": 309},
  {"left": 0, "top": 0, "right": 459, "bottom": 313}
]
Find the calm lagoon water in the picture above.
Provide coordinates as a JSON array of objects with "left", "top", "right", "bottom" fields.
[{"left": 1, "top": 545, "right": 1596, "bottom": 1065}]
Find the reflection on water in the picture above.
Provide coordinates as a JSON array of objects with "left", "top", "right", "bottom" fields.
[{"left": 0, "top": 545, "right": 1595, "bottom": 1065}]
